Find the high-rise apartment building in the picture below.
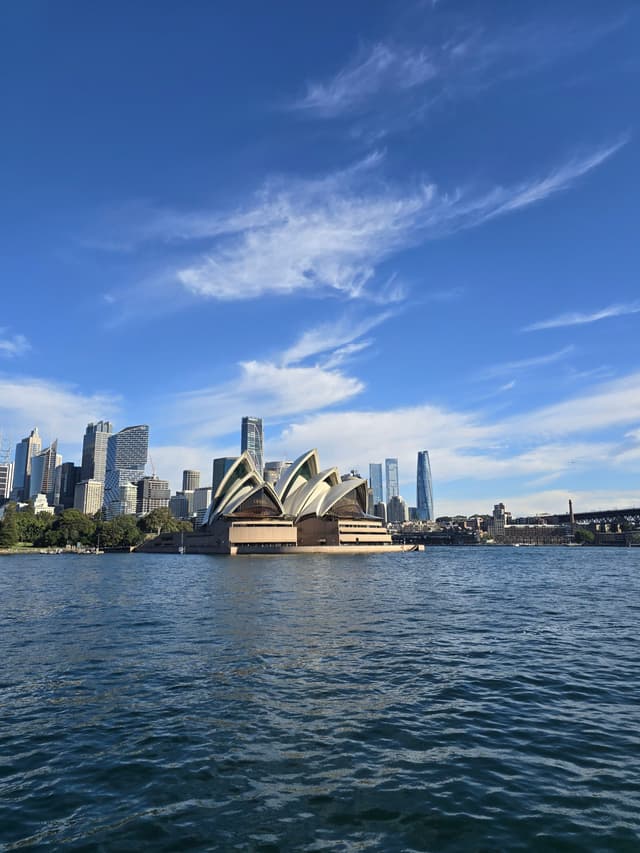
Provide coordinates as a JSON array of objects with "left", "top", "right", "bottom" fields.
[
  {"left": 11, "top": 427, "right": 41, "bottom": 500},
  {"left": 182, "top": 469, "right": 200, "bottom": 491},
  {"left": 74, "top": 479, "right": 104, "bottom": 515},
  {"left": 369, "top": 463, "right": 383, "bottom": 505},
  {"left": 81, "top": 421, "right": 113, "bottom": 482},
  {"left": 416, "top": 450, "right": 434, "bottom": 521},
  {"left": 104, "top": 424, "right": 149, "bottom": 514},
  {"left": 385, "top": 458, "right": 399, "bottom": 502},
  {"left": 241, "top": 416, "right": 264, "bottom": 475},
  {"left": 0, "top": 462, "right": 14, "bottom": 500}
]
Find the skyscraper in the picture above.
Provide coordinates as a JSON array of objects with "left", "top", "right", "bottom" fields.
[
  {"left": 30, "top": 440, "right": 60, "bottom": 504},
  {"left": 182, "top": 469, "right": 200, "bottom": 491},
  {"left": 241, "top": 416, "right": 264, "bottom": 475},
  {"left": 369, "top": 463, "right": 383, "bottom": 505},
  {"left": 55, "top": 462, "right": 81, "bottom": 509},
  {"left": 11, "top": 427, "right": 41, "bottom": 501},
  {"left": 416, "top": 450, "right": 434, "bottom": 521},
  {"left": 104, "top": 425, "right": 149, "bottom": 514},
  {"left": 81, "top": 421, "right": 113, "bottom": 482},
  {"left": 385, "top": 458, "right": 399, "bottom": 502}
]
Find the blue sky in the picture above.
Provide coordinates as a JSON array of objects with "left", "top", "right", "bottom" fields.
[{"left": 1, "top": 0, "right": 639, "bottom": 516}]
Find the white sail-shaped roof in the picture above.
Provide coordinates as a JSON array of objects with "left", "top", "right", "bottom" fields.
[
  {"left": 218, "top": 480, "right": 283, "bottom": 519},
  {"left": 200, "top": 447, "right": 368, "bottom": 527},
  {"left": 284, "top": 467, "right": 341, "bottom": 519},
  {"left": 316, "top": 477, "right": 368, "bottom": 518},
  {"left": 275, "top": 449, "right": 319, "bottom": 505},
  {"left": 202, "top": 452, "right": 262, "bottom": 524}
]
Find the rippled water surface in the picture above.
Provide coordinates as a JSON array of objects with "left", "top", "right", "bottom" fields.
[{"left": 1, "top": 548, "right": 639, "bottom": 851}]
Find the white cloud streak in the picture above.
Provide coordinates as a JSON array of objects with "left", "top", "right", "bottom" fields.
[
  {"left": 292, "top": 42, "right": 437, "bottom": 117},
  {"left": 0, "top": 330, "right": 30, "bottom": 358},
  {"left": 164, "top": 141, "right": 624, "bottom": 303},
  {"left": 290, "top": 19, "right": 625, "bottom": 121},
  {"left": 478, "top": 346, "right": 575, "bottom": 379},
  {"left": 524, "top": 300, "right": 640, "bottom": 331}
]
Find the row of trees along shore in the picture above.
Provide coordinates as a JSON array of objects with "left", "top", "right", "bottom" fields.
[{"left": 0, "top": 504, "right": 191, "bottom": 550}]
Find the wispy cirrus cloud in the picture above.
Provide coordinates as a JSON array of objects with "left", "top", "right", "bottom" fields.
[
  {"left": 162, "top": 313, "right": 391, "bottom": 441},
  {"left": 478, "top": 346, "right": 575, "bottom": 379},
  {"left": 280, "top": 310, "right": 394, "bottom": 366},
  {"left": 0, "top": 329, "right": 30, "bottom": 358},
  {"left": 523, "top": 300, "right": 640, "bottom": 331},
  {"left": 292, "top": 42, "right": 437, "bottom": 117},
  {"left": 290, "top": 16, "right": 625, "bottom": 122},
  {"left": 111, "top": 140, "right": 624, "bottom": 306}
]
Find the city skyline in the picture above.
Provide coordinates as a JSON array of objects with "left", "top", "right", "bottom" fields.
[
  {"left": 1, "top": 3, "right": 639, "bottom": 517},
  {"left": 4, "top": 417, "right": 436, "bottom": 518}
]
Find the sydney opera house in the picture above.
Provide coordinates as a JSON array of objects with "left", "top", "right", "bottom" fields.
[{"left": 141, "top": 449, "right": 416, "bottom": 555}]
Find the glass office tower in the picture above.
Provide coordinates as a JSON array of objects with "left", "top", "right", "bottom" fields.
[
  {"left": 241, "top": 416, "right": 264, "bottom": 475},
  {"left": 369, "top": 463, "right": 383, "bottom": 505},
  {"left": 103, "top": 425, "right": 149, "bottom": 513},
  {"left": 416, "top": 450, "right": 434, "bottom": 521}
]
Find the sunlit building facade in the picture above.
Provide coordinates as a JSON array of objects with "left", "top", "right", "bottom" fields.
[{"left": 104, "top": 425, "right": 149, "bottom": 515}]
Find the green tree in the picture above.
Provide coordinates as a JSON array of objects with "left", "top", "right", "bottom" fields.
[
  {"left": 15, "top": 510, "right": 53, "bottom": 545},
  {"left": 100, "top": 515, "right": 143, "bottom": 548},
  {"left": 54, "top": 509, "right": 97, "bottom": 546},
  {"left": 0, "top": 504, "right": 19, "bottom": 548},
  {"left": 574, "top": 528, "right": 595, "bottom": 545},
  {"left": 138, "top": 507, "right": 179, "bottom": 535}
]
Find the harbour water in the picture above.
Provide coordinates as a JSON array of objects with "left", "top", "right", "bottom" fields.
[{"left": 1, "top": 548, "right": 638, "bottom": 851}]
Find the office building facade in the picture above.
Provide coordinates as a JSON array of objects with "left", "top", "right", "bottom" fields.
[
  {"left": 416, "top": 450, "right": 434, "bottom": 521},
  {"left": 369, "top": 463, "right": 383, "bottom": 505},
  {"left": 81, "top": 421, "right": 113, "bottom": 482},
  {"left": 11, "top": 427, "right": 41, "bottom": 501},
  {"left": 104, "top": 425, "right": 149, "bottom": 514},
  {"left": 387, "top": 495, "right": 408, "bottom": 524},
  {"left": 241, "top": 416, "right": 264, "bottom": 475},
  {"left": 385, "top": 458, "right": 399, "bottom": 502},
  {"left": 0, "top": 462, "right": 14, "bottom": 501},
  {"left": 74, "top": 479, "right": 104, "bottom": 515},
  {"left": 30, "top": 440, "right": 60, "bottom": 503},
  {"left": 136, "top": 477, "right": 170, "bottom": 515},
  {"left": 212, "top": 457, "right": 237, "bottom": 493},
  {"left": 55, "top": 462, "right": 81, "bottom": 509},
  {"left": 182, "top": 469, "right": 200, "bottom": 492},
  {"left": 169, "top": 493, "right": 190, "bottom": 520}
]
